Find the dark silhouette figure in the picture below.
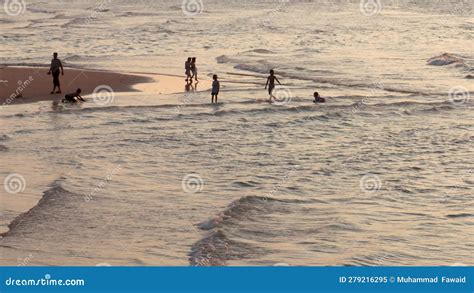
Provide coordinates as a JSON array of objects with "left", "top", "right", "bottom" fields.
[
  {"left": 211, "top": 74, "right": 220, "bottom": 103},
  {"left": 265, "top": 69, "right": 281, "bottom": 102},
  {"left": 62, "top": 88, "right": 85, "bottom": 103},
  {"left": 47, "top": 52, "right": 64, "bottom": 94},
  {"left": 190, "top": 57, "right": 198, "bottom": 82},
  {"left": 313, "top": 92, "right": 326, "bottom": 103},
  {"left": 185, "top": 57, "right": 192, "bottom": 82}
]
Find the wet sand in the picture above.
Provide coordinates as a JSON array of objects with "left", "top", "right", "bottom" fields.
[{"left": 0, "top": 66, "right": 211, "bottom": 106}]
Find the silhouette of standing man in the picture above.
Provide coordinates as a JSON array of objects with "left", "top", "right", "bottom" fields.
[{"left": 47, "top": 52, "right": 64, "bottom": 94}]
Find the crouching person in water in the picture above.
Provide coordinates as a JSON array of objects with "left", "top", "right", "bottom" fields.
[
  {"left": 313, "top": 92, "right": 325, "bottom": 103},
  {"left": 62, "top": 88, "right": 85, "bottom": 103}
]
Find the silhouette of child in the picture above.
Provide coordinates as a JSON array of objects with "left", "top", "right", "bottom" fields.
[
  {"left": 62, "top": 88, "right": 85, "bottom": 103},
  {"left": 313, "top": 92, "right": 325, "bottom": 103},
  {"left": 185, "top": 57, "right": 192, "bottom": 82},
  {"left": 211, "top": 74, "right": 220, "bottom": 103},
  {"left": 190, "top": 57, "right": 198, "bottom": 82},
  {"left": 265, "top": 69, "right": 281, "bottom": 102}
]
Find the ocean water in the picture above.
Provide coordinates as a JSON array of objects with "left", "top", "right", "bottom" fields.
[{"left": 1, "top": 0, "right": 473, "bottom": 266}]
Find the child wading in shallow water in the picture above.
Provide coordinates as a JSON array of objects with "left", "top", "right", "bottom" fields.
[
  {"left": 265, "top": 69, "right": 281, "bottom": 102},
  {"left": 313, "top": 91, "right": 325, "bottom": 103},
  {"left": 185, "top": 57, "right": 192, "bottom": 82},
  {"left": 211, "top": 74, "right": 220, "bottom": 103},
  {"left": 190, "top": 57, "right": 198, "bottom": 82}
]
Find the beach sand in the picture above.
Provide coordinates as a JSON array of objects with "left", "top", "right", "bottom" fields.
[{"left": 0, "top": 66, "right": 211, "bottom": 106}]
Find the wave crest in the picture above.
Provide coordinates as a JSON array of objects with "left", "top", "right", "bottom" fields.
[{"left": 427, "top": 53, "right": 466, "bottom": 66}]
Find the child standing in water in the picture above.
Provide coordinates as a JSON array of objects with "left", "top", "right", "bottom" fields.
[
  {"left": 211, "top": 74, "right": 220, "bottom": 103},
  {"left": 185, "top": 57, "right": 192, "bottom": 82},
  {"left": 265, "top": 69, "right": 281, "bottom": 102},
  {"left": 190, "top": 57, "right": 198, "bottom": 82}
]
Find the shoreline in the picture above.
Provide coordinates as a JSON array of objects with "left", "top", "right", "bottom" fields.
[
  {"left": 0, "top": 65, "right": 212, "bottom": 241},
  {"left": 0, "top": 66, "right": 211, "bottom": 106}
]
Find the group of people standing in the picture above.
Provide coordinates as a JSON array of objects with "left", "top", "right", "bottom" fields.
[
  {"left": 49, "top": 52, "right": 324, "bottom": 105},
  {"left": 185, "top": 57, "right": 220, "bottom": 104},
  {"left": 185, "top": 57, "right": 198, "bottom": 83}
]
